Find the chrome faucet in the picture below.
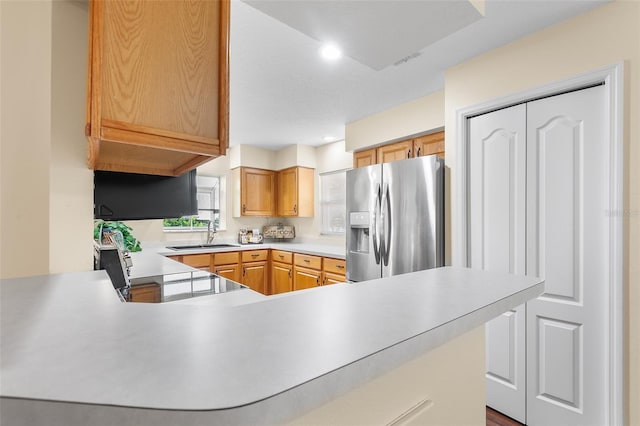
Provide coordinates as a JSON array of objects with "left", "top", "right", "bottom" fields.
[{"left": 206, "top": 219, "right": 217, "bottom": 244}]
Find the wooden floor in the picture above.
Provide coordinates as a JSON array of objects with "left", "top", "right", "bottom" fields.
[{"left": 487, "top": 407, "right": 524, "bottom": 426}]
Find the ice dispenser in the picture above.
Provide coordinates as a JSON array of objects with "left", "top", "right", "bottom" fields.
[{"left": 349, "top": 211, "right": 370, "bottom": 253}]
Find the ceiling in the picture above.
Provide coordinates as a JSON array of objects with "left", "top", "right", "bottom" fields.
[{"left": 229, "top": 0, "right": 607, "bottom": 150}]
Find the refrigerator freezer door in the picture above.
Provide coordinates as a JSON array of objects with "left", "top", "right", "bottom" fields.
[
  {"left": 381, "top": 156, "right": 444, "bottom": 277},
  {"left": 346, "top": 164, "right": 382, "bottom": 281}
]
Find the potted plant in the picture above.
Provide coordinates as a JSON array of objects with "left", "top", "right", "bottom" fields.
[{"left": 94, "top": 220, "right": 142, "bottom": 252}]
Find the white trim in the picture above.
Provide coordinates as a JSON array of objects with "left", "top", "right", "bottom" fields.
[{"left": 453, "top": 62, "right": 625, "bottom": 425}]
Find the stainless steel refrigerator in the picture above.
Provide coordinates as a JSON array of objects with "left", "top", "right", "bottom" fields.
[{"left": 346, "top": 155, "right": 444, "bottom": 281}]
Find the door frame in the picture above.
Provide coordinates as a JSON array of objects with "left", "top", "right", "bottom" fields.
[{"left": 453, "top": 63, "right": 625, "bottom": 425}]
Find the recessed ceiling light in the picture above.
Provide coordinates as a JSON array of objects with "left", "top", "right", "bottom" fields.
[
  {"left": 320, "top": 44, "right": 342, "bottom": 61},
  {"left": 323, "top": 136, "right": 336, "bottom": 142}
]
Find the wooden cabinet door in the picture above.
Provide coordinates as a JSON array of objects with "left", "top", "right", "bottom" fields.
[
  {"left": 129, "top": 284, "right": 160, "bottom": 303},
  {"left": 86, "top": 0, "right": 230, "bottom": 176},
  {"left": 293, "top": 266, "right": 321, "bottom": 291},
  {"left": 376, "top": 140, "right": 413, "bottom": 163},
  {"left": 271, "top": 261, "right": 292, "bottom": 295},
  {"left": 241, "top": 167, "right": 275, "bottom": 216},
  {"left": 242, "top": 261, "right": 267, "bottom": 294},
  {"left": 353, "top": 148, "right": 377, "bottom": 168},
  {"left": 413, "top": 131, "right": 445, "bottom": 159},
  {"left": 277, "top": 167, "right": 314, "bottom": 217},
  {"left": 213, "top": 264, "right": 240, "bottom": 282},
  {"left": 323, "top": 272, "right": 345, "bottom": 286},
  {"left": 278, "top": 167, "right": 298, "bottom": 216}
]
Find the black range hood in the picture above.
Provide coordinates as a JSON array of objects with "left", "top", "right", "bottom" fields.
[{"left": 94, "top": 170, "right": 197, "bottom": 221}]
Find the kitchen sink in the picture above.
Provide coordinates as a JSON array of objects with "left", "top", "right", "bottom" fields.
[{"left": 167, "top": 244, "right": 240, "bottom": 250}]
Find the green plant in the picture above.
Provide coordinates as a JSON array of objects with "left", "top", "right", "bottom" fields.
[{"left": 94, "top": 220, "right": 142, "bottom": 252}]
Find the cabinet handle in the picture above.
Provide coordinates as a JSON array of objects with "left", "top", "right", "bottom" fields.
[
  {"left": 417, "top": 147, "right": 421, "bottom": 157},
  {"left": 293, "top": 204, "right": 297, "bottom": 213},
  {"left": 288, "top": 269, "right": 291, "bottom": 278},
  {"left": 316, "top": 276, "right": 320, "bottom": 285},
  {"left": 322, "top": 276, "right": 326, "bottom": 286},
  {"left": 243, "top": 267, "right": 246, "bottom": 277},
  {"left": 336, "top": 264, "right": 345, "bottom": 269},
  {"left": 242, "top": 204, "right": 246, "bottom": 213},
  {"left": 304, "top": 259, "right": 310, "bottom": 263},
  {"left": 407, "top": 149, "right": 411, "bottom": 158},
  {"left": 279, "top": 254, "right": 284, "bottom": 259},
  {"left": 251, "top": 253, "right": 259, "bottom": 258}
]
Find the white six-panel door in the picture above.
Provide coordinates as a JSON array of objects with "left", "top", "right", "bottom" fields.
[
  {"left": 469, "top": 85, "right": 608, "bottom": 425},
  {"left": 469, "top": 104, "right": 527, "bottom": 423},
  {"left": 525, "top": 85, "right": 607, "bottom": 425}
]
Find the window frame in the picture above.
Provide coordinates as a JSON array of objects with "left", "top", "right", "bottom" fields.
[{"left": 319, "top": 168, "right": 349, "bottom": 235}]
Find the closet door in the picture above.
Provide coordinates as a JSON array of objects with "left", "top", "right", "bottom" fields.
[
  {"left": 526, "top": 85, "right": 608, "bottom": 425},
  {"left": 469, "top": 104, "right": 527, "bottom": 423}
]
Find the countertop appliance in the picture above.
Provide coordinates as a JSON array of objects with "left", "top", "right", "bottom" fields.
[{"left": 346, "top": 155, "right": 444, "bottom": 281}]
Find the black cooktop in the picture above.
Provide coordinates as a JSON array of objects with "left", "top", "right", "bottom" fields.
[{"left": 128, "top": 271, "right": 246, "bottom": 303}]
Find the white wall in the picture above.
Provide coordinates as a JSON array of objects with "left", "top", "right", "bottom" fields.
[
  {"left": 127, "top": 141, "right": 351, "bottom": 247},
  {"left": 444, "top": 2, "right": 639, "bottom": 423},
  {"left": 345, "top": 90, "right": 444, "bottom": 152},
  {"left": 1, "top": 0, "right": 53, "bottom": 278},
  {"left": 50, "top": 0, "right": 93, "bottom": 273}
]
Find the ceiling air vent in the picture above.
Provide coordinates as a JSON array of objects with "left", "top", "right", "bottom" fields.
[{"left": 393, "top": 52, "right": 422, "bottom": 66}]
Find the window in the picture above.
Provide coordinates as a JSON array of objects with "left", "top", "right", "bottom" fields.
[
  {"left": 163, "top": 175, "right": 225, "bottom": 231},
  {"left": 320, "top": 169, "right": 347, "bottom": 235}
]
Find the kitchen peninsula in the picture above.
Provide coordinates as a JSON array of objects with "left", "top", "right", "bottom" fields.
[{"left": 0, "top": 257, "right": 543, "bottom": 425}]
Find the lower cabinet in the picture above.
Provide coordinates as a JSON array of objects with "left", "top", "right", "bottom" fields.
[
  {"left": 212, "top": 251, "right": 241, "bottom": 282},
  {"left": 323, "top": 272, "right": 345, "bottom": 286},
  {"left": 242, "top": 261, "right": 267, "bottom": 294},
  {"left": 293, "top": 266, "right": 322, "bottom": 291},
  {"left": 271, "top": 261, "right": 293, "bottom": 294},
  {"left": 128, "top": 283, "right": 160, "bottom": 303},
  {"left": 167, "top": 249, "right": 345, "bottom": 296}
]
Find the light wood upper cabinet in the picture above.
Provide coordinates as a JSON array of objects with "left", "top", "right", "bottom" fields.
[
  {"left": 86, "top": 0, "right": 230, "bottom": 176},
  {"left": 353, "top": 148, "right": 377, "bottom": 169},
  {"left": 238, "top": 167, "right": 276, "bottom": 216},
  {"left": 353, "top": 130, "right": 445, "bottom": 168},
  {"left": 376, "top": 140, "right": 413, "bottom": 164},
  {"left": 277, "top": 167, "right": 314, "bottom": 217},
  {"left": 413, "top": 131, "right": 445, "bottom": 159}
]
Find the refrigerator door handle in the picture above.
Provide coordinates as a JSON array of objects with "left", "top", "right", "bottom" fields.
[
  {"left": 382, "top": 183, "right": 391, "bottom": 266},
  {"left": 372, "top": 183, "right": 381, "bottom": 264}
]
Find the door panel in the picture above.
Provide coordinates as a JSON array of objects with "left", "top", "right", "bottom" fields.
[
  {"left": 381, "top": 156, "right": 443, "bottom": 278},
  {"left": 469, "top": 103, "right": 527, "bottom": 423},
  {"left": 526, "top": 85, "right": 607, "bottom": 426},
  {"left": 346, "top": 165, "right": 382, "bottom": 281}
]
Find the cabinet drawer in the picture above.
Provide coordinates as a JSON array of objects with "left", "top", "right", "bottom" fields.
[
  {"left": 272, "top": 250, "right": 292, "bottom": 264},
  {"left": 242, "top": 249, "right": 268, "bottom": 262},
  {"left": 323, "top": 257, "right": 346, "bottom": 274},
  {"left": 214, "top": 251, "right": 240, "bottom": 265},
  {"left": 181, "top": 253, "right": 211, "bottom": 268},
  {"left": 294, "top": 253, "right": 322, "bottom": 270}
]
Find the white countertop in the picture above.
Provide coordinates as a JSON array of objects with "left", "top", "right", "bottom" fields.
[
  {"left": 0, "top": 266, "right": 543, "bottom": 424},
  {"left": 153, "top": 241, "right": 346, "bottom": 259}
]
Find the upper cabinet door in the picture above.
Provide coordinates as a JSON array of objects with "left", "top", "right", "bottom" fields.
[
  {"left": 353, "top": 148, "right": 377, "bottom": 168},
  {"left": 86, "top": 0, "right": 230, "bottom": 176},
  {"left": 376, "top": 140, "right": 413, "bottom": 164},
  {"left": 277, "top": 167, "right": 314, "bottom": 217},
  {"left": 240, "top": 168, "right": 276, "bottom": 216},
  {"left": 413, "top": 131, "right": 445, "bottom": 158}
]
